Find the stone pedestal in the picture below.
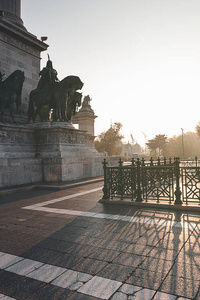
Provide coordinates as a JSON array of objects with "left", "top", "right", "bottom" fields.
[
  {"left": 72, "top": 100, "right": 97, "bottom": 137},
  {"left": 0, "top": 122, "right": 117, "bottom": 188},
  {"left": 0, "top": 123, "right": 42, "bottom": 187},
  {"left": 31, "top": 122, "right": 102, "bottom": 182}
]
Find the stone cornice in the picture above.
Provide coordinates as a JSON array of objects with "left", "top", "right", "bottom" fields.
[{"left": 0, "top": 17, "right": 48, "bottom": 52}]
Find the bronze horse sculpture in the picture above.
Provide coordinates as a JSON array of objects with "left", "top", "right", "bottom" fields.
[
  {"left": 28, "top": 75, "right": 84, "bottom": 122},
  {"left": 0, "top": 70, "right": 25, "bottom": 124},
  {"left": 67, "top": 91, "right": 82, "bottom": 121}
]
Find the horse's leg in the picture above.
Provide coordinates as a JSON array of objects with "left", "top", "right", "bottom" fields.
[
  {"left": 52, "top": 107, "right": 57, "bottom": 121},
  {"left": 9, "top": 103, "right": 18, "bottom": 124},
  {"left": 28, "top": 94, "right": 35, "bottom": 122},
  {"left": 33, "top": 107, "right": 39, "bottom": 122},
  {"left": 38, "top": 111, "right": 43, "bottom": 122},
  {"left": 0, "top": 108, "right": 4, "bottom": 123}
]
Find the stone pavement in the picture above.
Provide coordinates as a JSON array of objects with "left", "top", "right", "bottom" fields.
[{"left": 0, "top": 180, "right": 200, "bottom": 300}]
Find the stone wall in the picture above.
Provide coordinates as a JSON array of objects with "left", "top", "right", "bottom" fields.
[
  {"left": 0, "top": 124, "right": 42, "bottom": 188},
  {"left": 0, "top": 123, "right": 118, "bottom": 189},
  {"left": 0, "top": 18, "right": 48, "bottom": 122}
]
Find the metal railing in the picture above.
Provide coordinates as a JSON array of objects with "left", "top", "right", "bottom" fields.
[{"left": 102, "top": 157, "right": 200, "bottom": 205}]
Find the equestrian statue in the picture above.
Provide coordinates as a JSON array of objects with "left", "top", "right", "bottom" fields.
[
  {"left": 28, "top": 56, "right": 84, "bottom": 122},
  {"left": 0, "top": 70, "right": 25, "bottom": 124}
]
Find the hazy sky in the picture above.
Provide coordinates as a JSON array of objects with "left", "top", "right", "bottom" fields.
[{"left": 22, "top": 0, "right": 200, "bottom": 146}]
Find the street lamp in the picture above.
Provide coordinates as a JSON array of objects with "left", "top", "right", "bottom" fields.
[{"left": 181, "top": 128, "right": 184, "bottom": 160}]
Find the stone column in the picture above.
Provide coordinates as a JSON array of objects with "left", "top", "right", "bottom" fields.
[
  {"left": 0, "top": 0, "right": 48, "bottom": 123},
  {"left": 0, "top": 0, "right": 24, "bottom": 28},
  {"left": 72, "top": 97, "right": 97, "bottom": 137}
]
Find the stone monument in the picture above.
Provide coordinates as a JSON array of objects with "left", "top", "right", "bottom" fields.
[
  {"left": 0, "top": 1, "right": 117, "bottom": 189},
  {"left": 72, "top": 95, "right": 97, "bottom": 137},
  {"left": 0, "top": 0, "right": 48, "bottom": 123}
]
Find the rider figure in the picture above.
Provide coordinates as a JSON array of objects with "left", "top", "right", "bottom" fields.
[{"left": 36, "top": 55, "right": 58, "bottom": 91}]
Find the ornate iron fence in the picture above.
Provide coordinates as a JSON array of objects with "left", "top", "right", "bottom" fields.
[{"left": 102, "top": 157, "right": 200, "bottom": 205}]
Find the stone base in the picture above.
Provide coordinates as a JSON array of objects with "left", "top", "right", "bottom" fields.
[{"left": 0, "top": 122, "right": 117, "bottom": 188}]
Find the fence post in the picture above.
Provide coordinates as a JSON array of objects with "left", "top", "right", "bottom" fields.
[
  {"left": 102, "top": 159, "right": 109, "bottom": 199},
  {"left": 131, "top": 158, "right": 136, "bottom": 200},
  {"left": 174, "top": 157, "right": 182, "bottom": 205},
  {"left": 136, "top": 158, "right": 143, "bottom": 202},
  {"left": 118, "top": 158, "right": 124, "bottom": 200}
]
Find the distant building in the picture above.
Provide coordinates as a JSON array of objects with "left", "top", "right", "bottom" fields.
[
  {"left": 121, "top": 142, "right": 132, "bottom": 159},
  {"left": 132, "top": 142, "right": 142, "bottom": 155},
  {"left": 119, "top": 141, "right": 142, "bottom": 160}
]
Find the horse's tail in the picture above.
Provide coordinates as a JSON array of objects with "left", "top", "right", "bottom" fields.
[{"left": 27, "top": 91, "right": 35, "bottom": 122}]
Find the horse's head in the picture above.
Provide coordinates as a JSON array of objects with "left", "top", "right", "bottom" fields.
[
  {"left": 61, "top": 75, "right": 84, "bottom": 93},
  {"left": 13, "top": 70, "right": 25, "bottom": 90},
  {"left": 11, "top": 70, "right": 25, "bottom": 107},
  {"left": 74, "top": 92, "right": 82, "bottom": 107},
  {"left": 77, "top": 79, "right": 84, "bottom": 90}
]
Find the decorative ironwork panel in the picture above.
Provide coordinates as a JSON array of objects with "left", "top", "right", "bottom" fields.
[
  {"left": 107, "top": 166, "right": 137, "bottom": 200},
  {"left": 181, "top": 167, "right": 200, "bottom": 204},
  {"left": 180, "top": 161, "right": 197, "bottom": 167},
  {"left": 142, "top": 166, "right": 174, "bottom": 203}
]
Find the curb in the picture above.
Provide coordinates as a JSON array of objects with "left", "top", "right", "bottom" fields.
[
  {"left": 99, "top": 198, "right": 200, "bottom": 213},
  {"left": 0, "top": 177, "right": 104, "bottom": 195}
]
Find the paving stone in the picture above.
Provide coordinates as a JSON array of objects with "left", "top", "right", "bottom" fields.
[
  {"left": 68, "top": 292, "right": 100, "bottom": 299},
  {"left": 132, "top": 288, "right": 155, "bottom": 300},
  {"left": 22, "top": 247, "right": 63, "bottom": 262},
  {"left": 126, "top": 268, "right": 165, "bottom": 290},
  {"left": 26, "top": 264, "right": 67, "bottom": 283},
  {"left": 113, "top": 252, "right": 145, "bottom": 268},
  {"left": 25, "top": 283, "right": 73, "bottom": 300},
  {"left": 78, "top": 276, "right": 122, "bottom": 299},
  {"left": 69, "top": 281, "right": 84, "bottom": 291},
  {"left": 65, "top": 243, "right": 98, "bottom": 257},
  {"left": 72, "top": 258, "right": 108, "bottom": 275},
  {"left": 5, "top": 258, "right": 44, "bottom": 275},
  {"left": 119, "top": 283, "right": 142, "bottom": 295},
  {"left": 147, "top": 248, "right": 178, "bottom": 261},
  {"left": 169, "top": 261, "right": 200, "bottom": 280},
  {"left": 123, "top": 243, "right": 153, "bottom": 256},
  {"left": 37, "top": 238, "right": 75, "bottom": 252},
  {"left": 39, "top": 251, "right": 84, "bottom": 269},
  {"left": 0, "top": 295, "right": 16, "bottom": 300},
  {"left": 99, "top": 240, "right": 130, "bottom": 251},
  {"left": 153, "top": 291, "right": 177, "bottom": 299},
  {"left": 97, "top": 263, "right": 135, "bottom": 282},
  {"left": 139, "top": 257, "right": 173, "bottom": 275},
  {"left": 0, "top": 254, "right": 23, "bottom": 269},
  {"left": 52, "top": 269, "right": 92, "bottom": 288},
  {"left": 0, "top": 276, "right": 46, "bottom": 300},
  {"left": 1, "top": 181, "right": 200, "bottom": 300},
  {"left": 159, "top": 274, "right": 199, "bottom": 299},
  {"left": 0, "top": 270, "right": 20, "bottom": 291},
  {"left": 88, "top": 248, "right": 121, "bottom": 262},
  {"left": 111, "top": 292, "right": 127, "bottom": 300}
]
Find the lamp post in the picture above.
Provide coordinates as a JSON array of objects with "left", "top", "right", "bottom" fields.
[{"left": 181, "top": 128, "right": 184, "bottom": 160}]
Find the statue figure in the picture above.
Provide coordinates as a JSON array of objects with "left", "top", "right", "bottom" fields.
[
  {"left": 28, "top": 57, "right": 84, "bottom": 122},
  {"left": 82, "top": 95, "right": 91, "bottom": 107},
  {"left": 36, "top": 54, "right": 58, "bottom": 92},
  {"left": 0, "top": 70, "right": 25, "bottom": 124}
]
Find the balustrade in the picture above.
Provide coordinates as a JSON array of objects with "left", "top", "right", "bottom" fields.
[{"left": 102, "top": 157, "right": 200, "bottom": 205}]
